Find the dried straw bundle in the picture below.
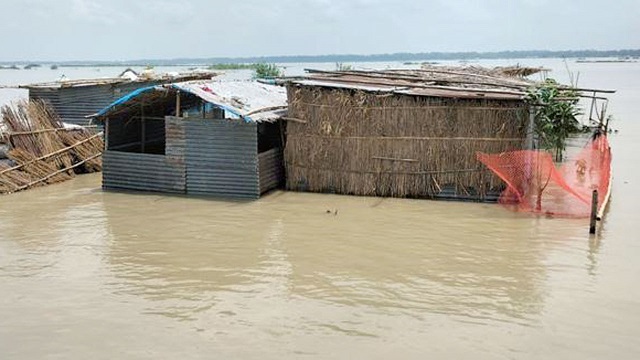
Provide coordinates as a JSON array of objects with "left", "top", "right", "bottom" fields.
[
  {"left": 0, "top": 100, "right": 104, "bottom": 194},
  {"left": 284, "top": 86, "right": 529, "bottom": 199}
]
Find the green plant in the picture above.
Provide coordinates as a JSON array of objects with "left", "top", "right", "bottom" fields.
[
  {"left": 525, "top": 79, "right": 582, "bottom": 162},
  {"left": 253, "top": 63, "right": 283, "bottom": 79}
]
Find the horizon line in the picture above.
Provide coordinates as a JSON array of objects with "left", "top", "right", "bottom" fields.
[{"left": 2, "top": 48, "right": 640, "bottom": 65}]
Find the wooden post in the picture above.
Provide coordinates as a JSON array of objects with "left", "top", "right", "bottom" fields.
[
  {"left": 589, "top": 190, "right": 598, "bottom": 234},
  {"left": 176, "top": 91, "right": 181, "bottom": 117},
  {"left": 588, "top": 91, "right": 596, "bottom": 123},
  {"left": 526, "top": 107, "right": 535, "bottom": 150},
  {"left": 104, "top": 117, "right": 109, "bottom": 150}
]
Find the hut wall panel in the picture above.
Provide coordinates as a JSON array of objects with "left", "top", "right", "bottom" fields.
[
  {"left": 40, "top": 85, "right": 114, "bottom": 126},
  {"left": 258, "top": 148, "right": 284, "bottom": 194},
  {"left": 29, "top": 89, "right": 60, "bottom": 114},
  {"left": 165, "top": 117, "right": 185, "bottom": 157},
  {"left": 29, "top": 81, "right": 163, "bottom": 126},
  {"left": 184, "top": 119, "right": 259, "bottom": 199},
  {"left": 102, "top": 151, "right": 185, "bottom": 193},
  {"left": 284, "top": 85, "right": 529, "bottom": 201}
]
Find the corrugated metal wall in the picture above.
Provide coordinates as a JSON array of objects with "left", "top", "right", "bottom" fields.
[
  {"left": 258, "top": 148, "right": 283, "bottom": 194},
  {"left": 102, "top": 151, "right": 185, "bottom": 193},
  {"left": 103, "top": 116, "right": 283, "bottom": 199},
  {"left": 183, "top": 119, "right": 260, "bottom": 199},
  {"left": 30, "top": 81, "right": 160, "bottom": 126}
]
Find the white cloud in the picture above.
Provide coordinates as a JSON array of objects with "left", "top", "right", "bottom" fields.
[{"left": 1, "top": 0, "right": 638, "bottom": 61}]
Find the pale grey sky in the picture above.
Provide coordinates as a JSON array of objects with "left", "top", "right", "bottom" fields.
[{"left": 2, "top": 0, "right": 639, "bottom": 61}]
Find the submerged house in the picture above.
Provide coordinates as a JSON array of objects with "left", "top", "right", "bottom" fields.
[
  {"left": 94, "top": 80, "right": 287, "bottom": 199},
  {"left": 283, "top": 67, "right": 538, "bottom": 201},
  {"left": 22, "top": 71, "right": 214, "bottom": 126}
]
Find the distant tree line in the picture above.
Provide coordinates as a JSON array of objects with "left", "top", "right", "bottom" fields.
[{"left": 3, "top": 49, "right": 640, "bottom": 67}]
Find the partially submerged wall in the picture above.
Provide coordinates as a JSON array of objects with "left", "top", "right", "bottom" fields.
[
  {"left": 103, "top": 116, "right": 185, "bottom": 193},
  {"left": 285, "top": 86, "right": 530, "bottom": 201},
  {"left": 183, "top": 118, "right": 260, "bottom": 199}
]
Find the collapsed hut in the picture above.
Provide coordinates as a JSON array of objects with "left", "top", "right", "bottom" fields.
[
  {"left": 21, "top": 70, "right": 215, "bottom": 126},
  {"left": 283, "top": 66, "right": 545, "bottom": 201},
  {"left": 94, "top": 80, "right": 287, "bottom": 199},
  {"left": 0, "top": 100, "right": 104, "bottom": 194}
]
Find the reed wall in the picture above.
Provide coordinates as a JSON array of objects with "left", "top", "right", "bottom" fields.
[{"left": 285, "top": 86, "right": 530, "bottom": 200}]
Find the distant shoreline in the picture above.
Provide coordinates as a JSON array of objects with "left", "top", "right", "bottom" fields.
[{"left": 1, "top": 49, "right": 639, "bottom": 66}]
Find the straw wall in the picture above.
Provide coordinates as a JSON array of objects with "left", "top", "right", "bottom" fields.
[{"left": 284, "top": 86, "right": 529, "bottom": 200}]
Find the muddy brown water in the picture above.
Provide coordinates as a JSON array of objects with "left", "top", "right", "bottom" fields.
[{"left": 1, "top": 60, "right": 640, "bottom": 359}]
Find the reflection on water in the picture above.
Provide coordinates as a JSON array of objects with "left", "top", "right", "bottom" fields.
[{"left": 101, "top": 188, "right": 566, "bottom": 326}]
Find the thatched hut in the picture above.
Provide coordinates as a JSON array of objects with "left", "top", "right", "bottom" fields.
[
  {"left": 283, "top": 67, "right": 538, "bottom": 201},
  {"left": 94, "top": 80, "right": 287, "bottom": 199},
  {"left": 22, "top": 71, "right": 214, "bottom": 126}
]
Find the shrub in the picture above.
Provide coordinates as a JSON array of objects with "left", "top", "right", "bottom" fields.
[
  {"left": 525, "top": 79, "right": 582, "bottom": 161},
  {"left": 254, "top": 63, "right": 283, "bottom": 79}
]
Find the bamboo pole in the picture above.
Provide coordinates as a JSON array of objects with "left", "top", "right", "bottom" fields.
[
  {"left": 0, "top": 133, "right": 102, "bottom": 176},
  {"left": 245, "top": 105, "right": 289, "bottom": 116},
  {"left": 597, "top": 171, "right": 613, "bottom": 221},
  {"left": 7, "top": 126, "right": 98, "bottom": 137},
  {"left": 372, "top": 156, "right": 419, "bottom": 163},
  {"left": 287, "top": 134, "right": 524, "bottom": 142},
  {"left": 589, "top": 190, "right": 598, "bottom": 234},
  {"left": 281, "top": 117, "right": 308, "bottom": 124},
  {"left": 14, "top": 153, "right": 102, "bottom": 191}
]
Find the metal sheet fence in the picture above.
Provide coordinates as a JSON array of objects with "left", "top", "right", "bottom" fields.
[
  {"left": 184, "top": 119, "right": 259, "bottom": 199},
  {"left": 102, "top": 150, "right": 185, "bottom": 193},
  {"left": 258, "top": 148, "right": 283, "bottom": 194}
]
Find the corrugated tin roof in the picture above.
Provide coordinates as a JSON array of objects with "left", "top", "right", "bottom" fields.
[
  {"left": 172, "top": 81, "right": 287, "bottom": 122},
  {"left": 21, "top": 71, "right": 216, "bottom": 89},
  {"left": 96, "top": 80, "right": 287, "bottom": 122}
]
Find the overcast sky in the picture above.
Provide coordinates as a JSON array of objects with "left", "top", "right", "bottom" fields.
[{"left": 2, "top": 0, "right": 639, "bottom": 61}]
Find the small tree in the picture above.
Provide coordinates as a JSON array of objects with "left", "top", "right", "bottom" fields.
[
  {"left": 525, "top": 79, "right": 582, "bottom": 162},
  {"left": 254, "top": 63, "right": 283, "bottom": 79}
]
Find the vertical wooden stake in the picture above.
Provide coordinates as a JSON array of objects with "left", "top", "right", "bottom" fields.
[
  {"left": 589, "top": 189, "right": 598, "bottom": 234},
  {"left": 176, "top": 91, "right": 181, "bottom": 117},
  {"left": 104, "top": 117, "right": 110, "bottom": 150}
]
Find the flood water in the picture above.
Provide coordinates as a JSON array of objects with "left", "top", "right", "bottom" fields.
[{"left": 1, "top": 60, "right": 639, "bottom": 359}]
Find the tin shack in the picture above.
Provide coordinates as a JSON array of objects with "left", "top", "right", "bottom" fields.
[
  {"left": 22, "top": 70, "right": 214, "bottom": 126},
  {"left": 94, "top": 80, "right": 287, "bottom": 199}
]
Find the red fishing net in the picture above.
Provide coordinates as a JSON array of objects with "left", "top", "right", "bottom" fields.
[{"left": 477, "top": 136, "right": 611, "bottom": 218}]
